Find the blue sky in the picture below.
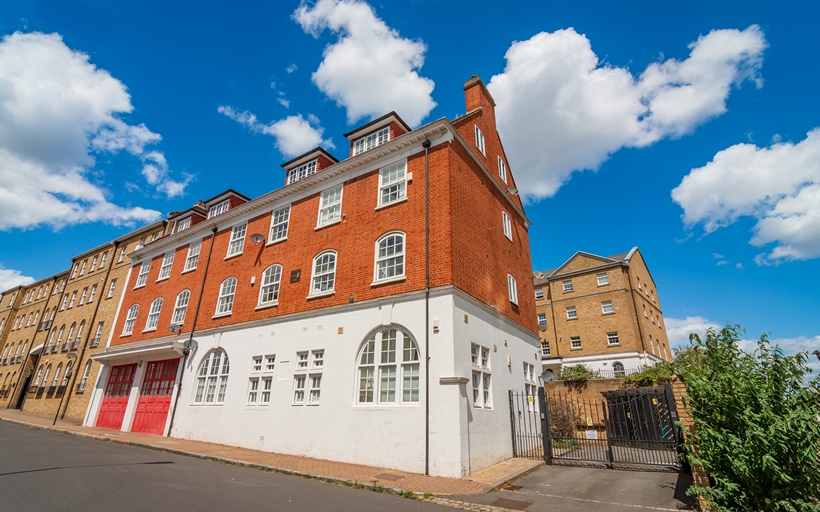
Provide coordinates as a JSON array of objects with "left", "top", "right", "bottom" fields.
[{"left": 0, "top": 0, "right": 817, "bottom": 361}]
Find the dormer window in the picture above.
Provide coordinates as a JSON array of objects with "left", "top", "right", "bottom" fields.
[
  {"left": 208, "top": 199, "right": 230, "bottom": 218},
  {"left": 353, "top": 127, "right": 389, "bottom": 156},
  {"left": 175, "top": 217, "right": 191, "bottom": 233},
  {"left": 287, "top": 159, "right": 317, "bottom": 185}
]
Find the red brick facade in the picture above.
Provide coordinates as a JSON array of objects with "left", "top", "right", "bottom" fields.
[{"left": 112, "top": 77, "right": 538, "bottom": 348}]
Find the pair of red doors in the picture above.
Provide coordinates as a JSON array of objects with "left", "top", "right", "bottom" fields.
[{"left": 96, "top": 359, "right": 179, "bottom": 434}]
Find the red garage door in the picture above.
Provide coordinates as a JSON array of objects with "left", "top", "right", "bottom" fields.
[
  {"left": 96, "top": 364, "right": 137, "bottom": 430},
  {"left": 131, "top": 359, "right": 179, "bottom": 435}
]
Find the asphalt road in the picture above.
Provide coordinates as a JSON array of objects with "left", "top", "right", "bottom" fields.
[{"left": 0, "top": 421, "right": 454, "bottom": 512}]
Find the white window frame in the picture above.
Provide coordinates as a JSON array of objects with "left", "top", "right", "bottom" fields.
[
  {"left": 118, "top": 245, "right": 127, "bottom": 263},
  {"left": 107, "top": 279, "right": 117, "bottom": 298},
  {"left": 215, "top": 277, "right": 237, "bottom": 316},
  {"left": 535, "top": 288, "right": 544, "bottom": 300},
  {"left": 474, "top": 125, "right": 485, "bottom": 156},
  {"left": 68, "top": 291, "right": 77, "bottom": 308},
  {"left": 563, "top": 280, "right": 573, "bottom": 292},
  {"left": 158, "top": 251, "right": 175, "bottom": 280},
  {"left": 99, "top": 252, "right": 107, "bottom": 269},
  {"left": 287, "top": 159, "right": 317, "bottom": 185},
  {"left": 601, "top": 300, "right": 614, "bottom": 315},
  {"left": 91, "top": 322, "right": 104, "bottom": 347},
  {"left": 60, "top": 295, "right": 68, "bottom": 310},
  {"left": 507, "top": 274, "right": 518, "bottom": 305},
  {"left": 258, "top": 265, "right": 282, "bottom": 307},
  {"left": 374, "top": 232, "right": 405, "bottom": 283},
  {"left": 353, "top": 127, "right": 389, "bottom": 156},
  {"left": 356, "top": 327, "right": 420, "bottom": 405},
  {"left": 377, "top": 160, "right": 407, "bottom": 206},
  {"left": 566, "top": 306, "right": 577, "bottom": 319},
  {"left": 541, "top": 342, "right": 551, "bottom": 357},
  {"left": 184, "top": 241, "right": 201, "bottom": 271},
  {"left": 268, "top": 205, "right": 290, "bottom": 243},
  {"left": 208, "top": 199, "right": 230, "bottom": 218},
  {"left": 193, "top": 349, "right": 230, "bottom": 405},
  {"left": 570, "top": 336, "right": 582, "bottom": 349},
  {"left": 135, "top": 261, "right": 151, "bottom": 288},
  {"left": 175, "top": 217, "right": 191, "bottom": 233},
  {"left": 90, "top": 256, "right": 98, "bottom": 272},
  {"left": 607, "top": 332, "right": 620, "bottom": 346},
  {"left": 80, "top": 260, "right": 87, "bottom": 276},
  {"left": 537, "top": 313, "right": 547, "bottom": 325},
  {"left": 292, "top": 375, "right": 306, "bottom": 405},
  {"left": 317, "top": 185, "right": 343, "bottom": 227},
  {"left": 88, "top": 284, "right": 97, "bottom": 303},
  {"left": 226, "top": 222, "right": 247, "bottom": 258},
  {"left": 310, "top": 251, "right": 336, "bottom": 297},
  {"left": 123, "top": 305, "right": 139, "bottom": 335},
  {"left": 498, "top": 156, "right": 507, "bottom": 183},
  {"left": 145, "top": 298, "right": 162, "bottom": 331},
  {"left": 78, "top": 288, "right": 88, "bottom": 306},
  {"left": 502, "top": 211, "right": 512, "bottom": 241},
  {"left": 597, "top": 273, "right": 609, "bottom": 286},
  {"left": 172, "top": 290, "right": 190, "bottom": 324},
  {"left": 78, "top": 360, "right": 93, "bottom": 392}
]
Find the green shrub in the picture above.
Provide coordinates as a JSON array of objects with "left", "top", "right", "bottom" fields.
[
  {"left": 675, "top": 324, "right": 820, "bottom": 511},
  {"left": 559, "top": 364, "right": 600, "bottom": 382},
  {"left": 622, "top": 362, "right": 674, "bottom": 387}
]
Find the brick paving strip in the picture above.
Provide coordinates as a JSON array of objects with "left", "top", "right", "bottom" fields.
[{"left": 0, "top": 409, "right": 541, "bottom": 504}]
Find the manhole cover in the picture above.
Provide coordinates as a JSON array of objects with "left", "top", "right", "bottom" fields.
[
  {"left": 374, "top": 473, "right": 405, "bottom": 481},
  {"left": 489, "top": 498, "right": 532, "bottom": 510}
]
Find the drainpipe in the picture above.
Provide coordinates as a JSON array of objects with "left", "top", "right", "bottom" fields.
[
  {"left": 167, "top": 226, "right": 218, "bottom": 437},
  {"left": 422, "top": 138, "right": 431, "bottom": 476},
  {"left": 57, "top": 242, "right": 118, "bottom": 421}
]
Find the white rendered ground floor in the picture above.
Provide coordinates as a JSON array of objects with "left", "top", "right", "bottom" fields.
[
  {"left": 540, "top": 351, "right": 666, "bottom": 379},
  {"left": 84, "top": 287, "right": 541, "bottom": 478}
]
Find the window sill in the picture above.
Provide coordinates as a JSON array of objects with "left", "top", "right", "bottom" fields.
[
  {"left": 314, "top": 219, "right": 341, "bottom": 231},
  {"left": 566, "top": 317, "right": 578, "bottom": 321},
  {"left": 570, "top": 347, "right": 582, "bottom": 351},
  {"left": 510, "top": 300, "right": 519, "bottom": 306},
  {"left": 119, "top": 333, "right": 132, "bottom": 338},
  {"left": 563, "top": 290, "right": 574, "bottom": 294},
  {"left": 224, "top": 252, "right": 243, "bottom": 261},
  {"left": 307, "top": 290, "right": 334, "bottom": 300},
  {"left": 142, "top": 328, "right": 157, "bottom": 333},
  {"left": 608, "top": 343, "right": 621, "bottom": 347},
  {"left": 602, "top": 311, "right": 615, "bottom": 316},
  {"left": 266, "top": 237, "right": 287, "bottom": 247},
  {"left": 255, "top": 302, "right": 279, "bottom": 311},
  {"left": 181, "top": 267, "right": 197, "bottom": 275},
  {"left": 375, "top": 197, "right": 407, "bottom": 211},
  {"left": 212, "top": 312, "right": 233, "bottom": 319},
  {"left": 598, "top": 283, "right": 610, "bottom": 287},
  {"left": 133, "top": 284, "right": 146, "bottom": 290},
  {"left": 371, "top": 276, "right": 406, "bottom": 287}
]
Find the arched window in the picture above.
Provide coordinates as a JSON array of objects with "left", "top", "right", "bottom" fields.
[
  {"left": 52, "top": 363, "right": 63, "bottom": 387},
  {"left": 34, "top": 364, "right": 44, "bottom": 386},
  {"left": 310, "top": 251, "right": 336, "bottom": 296},
  {"left": 216, "top": 278, "right": 237, "bottom": 315},
  {"left": 43, "top": 365, "right": 52, "bottom": 389},
  {"left": 62, "top": 361, "right": 73, "bottom": 386},
  {"left": 258, "top": 265, "right": 282, "bottom": 306},
  {"left": 73, "top": 321, "right": 85, "bottom": 349},
  {"left": 21, "top": 340, "right": 28, "bottom": 357},
  {"left": 5, "top": 343, "right": 14, "bottom": 363},
  {"left": 32, "top": 310, "right": 40, "bottom": 327},
  {"left": 192, "top": 349, "right": 230, "bottom": 404},
  {"left": 356, "top": 326, "right": 419, "bottom": 404},
  {"left": 146, "top": 298, "right": 163, "bottom": 330},
  {"left": 54, "top": 325, "right": 65, "bottom": 353},
  {"left": 172, "top": 291, "right": 190, "bottom": 324},
  {"left": 64, "top": 323, "right": 76, "bottom": 351},
  {"left": 46, "top": 328, "right": 58, "bottom": 352},
  {"left": 79, "top": 360, "right": 93, "bottom": 392},
  {"left": 123, "top": 305, "right": 139, "bottom": 335},
  {"left": 14, "top": 342, "right": 23, "bottom": 358},
  {"left": 374, "top": 232, "right": 405, "bottom": 282},
  {"left": 612, "top": 361, "right": 625, "bottom": 377}
]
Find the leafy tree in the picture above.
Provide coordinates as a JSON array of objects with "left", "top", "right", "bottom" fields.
[
  {"left": 674, "top": 325, "right": 820, "bottom": 511},
  {"left": 559, "top": 364, "right": 600, "bottom": 382},
  {"left": 622, "top": 361, "right": 674, "bottom": 387}
]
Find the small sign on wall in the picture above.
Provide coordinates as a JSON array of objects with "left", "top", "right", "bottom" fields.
[
  {"left": 290, "top": 269, "right": 301, "bottom": 283},
  {"left": 585, "top": 430, "right": 599, "bottom": 440}
]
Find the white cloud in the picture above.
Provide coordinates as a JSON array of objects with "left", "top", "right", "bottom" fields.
[
  {"left": 293, "top": 0, "right": 436, "bottom": 127},
  {"left": 278, "top": 98, "right": 291, "bottom": 109},
  {"left": 218, "top": 106, "right": 333, "bottom": 158},
  {"left": 0, "top": 31, "right": 186, "bottom": 230},
  {"left": 486, "top": 25, "right": 766, "bottom": 201},
  {"left": 672, "top": 129, "right": 820, "bottom": 263},
  {"left": 665, "top": 316, "right": 722, "bottom": 349},
  {"left": 0, "top": 265, "right": 35, "bottom": 291},
  {"left": 286, "top": 64, "right": 298, "bottom": 74}
]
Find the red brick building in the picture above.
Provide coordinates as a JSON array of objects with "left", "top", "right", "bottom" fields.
[{"left": 85, "top": 76, "right": 541, "bottom": 478}]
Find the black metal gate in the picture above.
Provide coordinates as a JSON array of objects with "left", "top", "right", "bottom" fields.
[
  {"left": 509, "top": 385, "right": 683, "bottom": 469},
  {"left": 508, "top": 389, "right": 543, "bottom": 460}
]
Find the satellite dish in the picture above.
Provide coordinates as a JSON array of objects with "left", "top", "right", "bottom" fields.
[
  {"left": 250, "top": 233, "right": 265, "bottom": 244},
  {"left": 540, "top": 370, "right": 555, "bottom": 383},
  {"left": 538, "top": 324, "right": 547, "bottom": 332},
  {"left": 168, "top": 323, "right": 182, "bottom": 333}
]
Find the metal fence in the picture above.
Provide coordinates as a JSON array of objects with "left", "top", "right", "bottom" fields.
[{"left": 508, "top": 389, "right": 544, "bottom": 460}]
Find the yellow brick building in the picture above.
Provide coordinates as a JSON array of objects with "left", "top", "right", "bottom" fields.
[
  {"left": 0, "top": 220, "right": 167, "bottom": 422},
  {"left": 533, "top": 247, "right": 671, "bottom": 378}
]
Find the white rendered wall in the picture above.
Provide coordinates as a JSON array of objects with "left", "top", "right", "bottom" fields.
[{"left": 450, "top": 294, "right": 542, "bottom": 476}]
